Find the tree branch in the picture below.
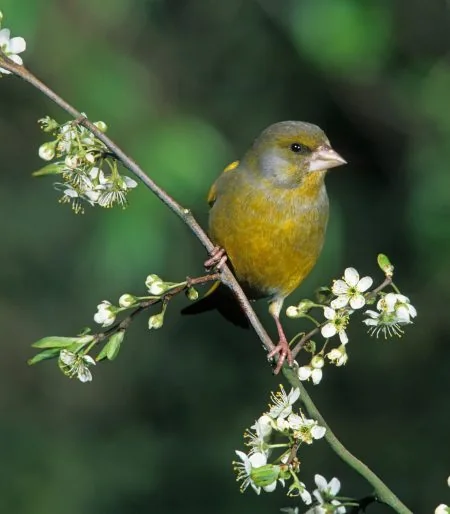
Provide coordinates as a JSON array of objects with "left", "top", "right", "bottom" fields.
[{"left": 1, "top": 55, "right": 412, "bottom": 513}]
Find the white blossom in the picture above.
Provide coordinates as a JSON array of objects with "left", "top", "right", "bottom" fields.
[
  {"left": 246, "top": 415, "right": 273, "bottom": 455},
  {"left": 287, "top": 412, "right": 326, "bottom": 443},
  {"left": 298, "top": 355, "right": 325, "bottom": 385},
  {"left": 311, "top": 475, "right": 346, "bottom": 514},
  {"left": 233, "top": 451, "right": 278, "bottom": 494},
  {"left": 331, "top": 267, "right": 373, "bottom": 310},
  {"left": 268, "top": 386, "right": 300, "bottom": 419},
  {"left": 327, "top": 345, "right": 348, "bottom": 366},
  {"left": 118, "top": 294, "right": 136, "bottom": 308},
  {"left": 435, "top": 505, "right": 450, "bottom": 514},
  {"left": 59, "top": 350, "right": 96, "bottom": 383},
  {"left": 363, "top": 293, "right": 417, "bottom": 338},
  {"left": 0, "top": 26, "right": 26, "bottom": 74},
  {"left": 93, "top": 300, "right": 116, "bottom": 327},
  {"left": 321, "top": 307, "right": 349, "bottom": 344}
]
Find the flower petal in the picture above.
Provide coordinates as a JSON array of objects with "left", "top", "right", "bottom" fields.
[
  {"left": 323, "top": 306, "right": 336, "bottom": 320},
  {"left": 321, "top": 322, "right": 337, "bottom": 338},
  {"left": 328, "top": 477, "right": 341, "bottom": 496},
  {"left": 357, "top": 276, "right": 373, "bottom": 292},
  {"left": 331, "top": 279, "right": 349, "bottom": 295},
  {"left": 0, "top": 28, "right": 11, "bottom": 45},
  {"left": 311, "top": 425, "right": 326, "bottom": 439},
  {"left": 344, "top": 267, "right": 359, "bottom": 287},
  {"left": 311, "top": 368, "right": 323, "bottom": 385},
  {"left": 314, "top": 474, "right": 328, "bottom": 491},
  {"left": 9, "top": 36, "right": 26, "bottom": 54},
  {"left": 298, "top": 366, "right": 312, "bottom": 381},
  {"left": 338, "top": 330, "right": 348, "bottom": 345},
  {"left": 330, "top": 295, "right": 348, "bottom": 309},
  {"left": 349, "top": 294, "right": 365, "bottom": 310},
  {"left": 8, "top": 54, "right": 23, "bottom": 65}
]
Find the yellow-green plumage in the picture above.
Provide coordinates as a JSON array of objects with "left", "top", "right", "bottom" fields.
[{"left": 183, "top": 121, "right": 345, "bottom": 369}]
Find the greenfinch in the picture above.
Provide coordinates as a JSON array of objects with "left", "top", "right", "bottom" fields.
[{"left": 183, "top": 121, "right": 346, "bottom": 372}]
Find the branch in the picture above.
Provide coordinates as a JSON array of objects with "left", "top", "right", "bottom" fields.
[
  {"left": 1, "top": 55, "right": 412, "bottom": 513},
  {"left": 282, "top": 367, "right": 412, "bottom": 514},
  {"left": 0, "top": 55, "right": 275, "bottom": 357}
]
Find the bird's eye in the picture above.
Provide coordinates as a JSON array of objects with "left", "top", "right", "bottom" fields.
[{"left": 290, "top": 142, "right": 308, "bottom": 154}]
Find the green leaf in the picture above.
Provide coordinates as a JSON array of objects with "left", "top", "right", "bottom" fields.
[
  {"left": 32, "top": 163, "right": 62, "bottom": 177},
  {"left": 32, "top": 335, "right": 94, "bottom": 349},
  {"left": 27, "top": 348, "right": 60, "bottom": 366},
  {"left": 96, "top": 331, "right": 124, "bottom": 362}
]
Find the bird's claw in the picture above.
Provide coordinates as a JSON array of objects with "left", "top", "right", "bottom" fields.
[
  {"left": 204, "top": 246, "right": 228, "bottom": 271},
  {"left": 268, "top": 338, "right": 293, "bottom": 375}
]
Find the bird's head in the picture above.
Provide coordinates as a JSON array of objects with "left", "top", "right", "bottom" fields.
[{"left": 243, "top": 121, "right": 346, "bottom": 188}]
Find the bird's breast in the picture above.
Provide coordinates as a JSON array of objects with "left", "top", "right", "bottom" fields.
[{"left": 209, "top": 173, "right": 329, "bottom": 299}]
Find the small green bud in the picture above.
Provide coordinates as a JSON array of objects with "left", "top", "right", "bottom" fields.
[
  {"left": 186, "top": 287, "right": 199, "bottom": 301},
  {"left": 38, "top": 116, "right": 60, "bottom": 133},
  {"left": 296, "top": 299, "right": 315, "bottom": 314},
  {"left": 250, "top": 464, "right": 280, "bottom": 488},
  {"left": 94, "top": 121, "right": 108, "bottom": 132},
  {"left": 38, "top": 141, "right": 57, "bottom": 161},
  {"left": 118, "top": 293, "right": 137, "bottom": 308},
  {"left": 377, "top": 253, "right": 394, "bottom": 277},
  {"left": 145, "top": 274, "right": 161, "bottom": 288},
  {"left": 304, "top": 340, "right": 316, "bottom": 353},
  {"left": 315, "top": 286, "right": 332, "bottom": 304},
  {"left": 311, "top": 355, "right": 325, "bottom": 369},
  {"left": 0, "top": 11, "right": 3, "bottom": 24},
  {"left": 148, "top": 312, "right": 164, "bottom": 330}
]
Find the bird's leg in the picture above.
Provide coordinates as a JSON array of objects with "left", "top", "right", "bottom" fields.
[
  {"left": 267, "top": 299, "right": 293, "bottom": 374},
  {"left": 204, "top": 246, "right": 228, "bottom": 271}
]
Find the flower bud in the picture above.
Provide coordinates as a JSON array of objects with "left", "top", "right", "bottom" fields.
[
  {"left": 118, "top": 293, "right": 137, "bottom": 308},
  {"left": 94, "top": 121, "right": 108, "bottom": 132},
  {"left": 377, "top": 253, "right": 394, "bottom": 277},
  {"left": 186, "top": 287, "right": 199, "bottom": 301},
  {"left": 250, "top": 464, "right": 280, "bottom": 488},
  {"left": 148, "top": 281, "right": 166, "bottom": 296},
  {"left": 145, "top": 274, "right": 161, "bottom": 288},
  {"left": 65, "top": 155, "right": 79, "bottom": 169},
  {"left": 38, "top": 141, "right": 56, "bottom": 161},
  {"left": 0, "top": 11, "right": 3, "bottom": 23},
  {"left": 311, "top": 355, "right": 325, "bottom": 369},
  {"left": 85, "top": 152, "right": 96, "bottom": 164},
  {"left": 286, "top": 306, "right": 299, "bottom": 318},
  {"left": 296, "top": 299, "right": 315, "bottom": 314},
  {"left": 148, "top": 313, "right": 164, "bottom": 330}
]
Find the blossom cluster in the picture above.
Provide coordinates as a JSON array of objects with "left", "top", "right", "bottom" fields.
[
  {"left": 281, "top": 474, "right": 348, "bottom": 514},
  {"left": 286, "top": 257, "right": 417, "bottom": 386},
  {"left": 233, "top": 385, "right": 327, "bottom": 502},
  {"left": 36, "top": 116, "right": 137, "bottom": 212},
  {"left": 28, "top": 273, "right": 197, "bottom": 382},
  {"left": 0, "top": 11, "right": 26, "bottom": 75}
]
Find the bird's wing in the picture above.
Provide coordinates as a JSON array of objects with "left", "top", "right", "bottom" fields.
[{"left": 207, "top": 160, "right": 240, "bottom": 206}]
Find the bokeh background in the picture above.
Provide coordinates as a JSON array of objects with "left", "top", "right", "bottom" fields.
[{"left": 1, "top": 1, "right": 449, "bottom": 513}]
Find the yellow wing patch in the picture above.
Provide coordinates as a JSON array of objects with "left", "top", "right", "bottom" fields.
[{"left": 207, "top": 160, "right": 240, "bottom": 206}]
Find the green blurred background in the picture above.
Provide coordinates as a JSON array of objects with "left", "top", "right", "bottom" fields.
[{"left": 1, "top": 1, "right": 449, "bottom": 513}]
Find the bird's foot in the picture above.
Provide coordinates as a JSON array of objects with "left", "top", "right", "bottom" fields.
[
  {"left": 204, "top": 246, "right": 228, "bottom": 271},
  {"left": 267, "top": 336, "right": 293, "bottom": 375}
]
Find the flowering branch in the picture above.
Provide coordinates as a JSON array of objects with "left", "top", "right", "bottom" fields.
[{"left": 1, "top": 12, "right": 419, "bottom": 514}]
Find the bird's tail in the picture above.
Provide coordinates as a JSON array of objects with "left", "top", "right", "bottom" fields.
[{"left": 181, "top": 282, "right": 249, "bottom": 328}]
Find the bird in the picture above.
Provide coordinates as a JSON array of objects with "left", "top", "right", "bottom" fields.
[{"left": 182, "top": 121, "right": 346, "bottom": 373}]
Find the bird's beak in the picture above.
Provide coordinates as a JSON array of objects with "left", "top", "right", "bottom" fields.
[{"left": 309, "top": 146, "right": 347, "bottom": 172}]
